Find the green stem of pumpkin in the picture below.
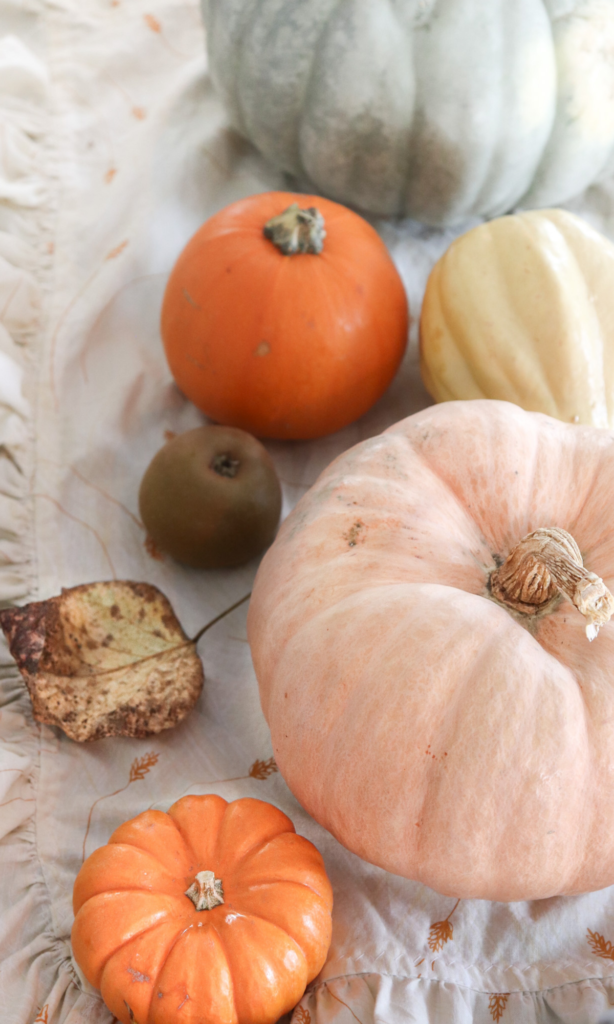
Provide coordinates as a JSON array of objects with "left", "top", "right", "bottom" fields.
[
  {"left": 489, "top": 527, "right": 614, "bottom": 641},
  {"left": 263, "top": 203, "right": 326, "bottom": 255}
]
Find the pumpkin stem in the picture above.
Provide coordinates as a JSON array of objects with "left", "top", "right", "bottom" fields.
[
  {"left": 263, "top": 203, "right": 326, "bottom": 255},
  {"left": 184, "top": 870, "right": 224, "bottom": 911},
  {"left": 489, "top": 527, "right": 614, "bottom": 641}
]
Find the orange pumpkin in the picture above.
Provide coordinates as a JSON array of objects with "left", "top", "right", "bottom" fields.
[
  {"left": 161, "top": 191, "right": 408, "bottom": 440},
  {"left": 248, "top": 400, "right": 614, "bottom": 901},
  {"left": 72, "top": 795, "right": 333, "bottom": 1024}
]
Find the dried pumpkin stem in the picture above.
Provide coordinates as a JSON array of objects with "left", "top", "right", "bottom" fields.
[
  {"left": 184, "top": 870, "right": 224, "bottom": 911},
  {"left": 490, "top": 527, "right": 614, "bottom": 641},
  {"left": 263, "top": 203, "right": 326, "bottom": 255}
]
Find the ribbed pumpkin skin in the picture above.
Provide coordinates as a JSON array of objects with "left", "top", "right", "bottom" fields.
[
  {"left": 161, "top": 191, "right": 408, "bottom": 441},
  {"left": 202, "top": 0, "right": 614, "bottom": 226},
  {"left": 72, "top": 795, "right": 333, "bottom": 1024},
  {"left": 248, "top": 401, "right": 614, "bottom": 901},
  {"left": 420, "top": 210, "right": 614, "bottom": 427}
]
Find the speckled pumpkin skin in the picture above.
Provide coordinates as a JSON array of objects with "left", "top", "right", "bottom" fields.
[
  {"left": 248, "top": 401, "right": 614, "bottom": 901},
  {"left": 202, "top": 0, "right": 614, "bottom": 225}
]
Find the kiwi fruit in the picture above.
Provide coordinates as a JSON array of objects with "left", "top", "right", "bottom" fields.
[{"left": 139, "top": 426, "right": 282, "bottom": 568}]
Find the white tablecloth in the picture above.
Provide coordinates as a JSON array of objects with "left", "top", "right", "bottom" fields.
[{"left": 3, "top": 2, "right": 614, "bottom": 1022}]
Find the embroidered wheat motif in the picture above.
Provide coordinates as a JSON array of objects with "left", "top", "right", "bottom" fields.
[
  {"left": 129, "top": 752, "right": 159, "bottom": 782},
  {"left": 427, "top": 918, "right": 453, "bottom": 952},
  {"left": 249, "top": 757, "right": 278, "bottom": 780},
  {"left": 427, "top": 897, "right": 460, "bottom": 952},
  {"left": 82, "top": 752, "right": 160, "bottom": 861},
  {"left": 489, "top": 993, "right": 509, "bottom": 1022},
  {"left": 588, "top": 928, "right": 614, "bottom": 961}
]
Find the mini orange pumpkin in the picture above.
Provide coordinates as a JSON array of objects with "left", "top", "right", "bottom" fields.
[
  {"left": 72, "top": 795, "right": 333, "bottom": 1024},
  {"left": 161, "top": 191, "right": 408, "bottom": 440}
]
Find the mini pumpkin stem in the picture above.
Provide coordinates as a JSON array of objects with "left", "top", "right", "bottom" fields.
[
  {"left": 490, "top": 527, "right": 614, "bottom": 641},
  {"left": 184, "top": 870, "right": 224, "bottom": 911},
  {"left": 263, "top": 203, "right": 326, "bottom": 255}
]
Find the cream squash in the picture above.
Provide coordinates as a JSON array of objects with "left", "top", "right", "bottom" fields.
[
  {"left": 248, "top": 401, "right": 614, "bottom": 901},
  {"left": 420, "top": 209, "right": 614, "bottom": 427},
  {"left": 202, "top": 1, "right": 614, "bottom": 225}
]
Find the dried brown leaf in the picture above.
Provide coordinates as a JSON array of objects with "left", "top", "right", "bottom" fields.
[
  {"left": 0, "top": 581, "right": 203, "bottom": 742},
  {"left": 427, "top": 919, "right": 453, "bottom": 952}
]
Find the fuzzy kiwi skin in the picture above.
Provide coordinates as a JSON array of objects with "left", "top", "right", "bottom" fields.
[{"left": 139, "top": 426, "right": 282, "bottom": 569}]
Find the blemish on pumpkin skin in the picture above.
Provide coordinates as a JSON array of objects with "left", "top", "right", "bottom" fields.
[
  {"left": 344, "top": 520, "right": 365, "bottom": 547},
  {"left": 127, "top": 966, "right": 151, "bottom": 983},
  {"left": 186, "top": 353, "right": 207, "bottom": 372},
  {"left": 182, "top": 288, "right": 201, "bottom": 310},
  {"left": 255, "top": 341, "right": 271, "bottom": 357}
]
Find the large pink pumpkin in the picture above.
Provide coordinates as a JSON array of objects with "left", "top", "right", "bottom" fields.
[{"left": 247, "top": 400, "right": 614, "bottom": 901}]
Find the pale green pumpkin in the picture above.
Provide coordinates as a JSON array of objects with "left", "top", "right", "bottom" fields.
[{"left": 201, "top": 0, "right": 614, "bottom": 226}]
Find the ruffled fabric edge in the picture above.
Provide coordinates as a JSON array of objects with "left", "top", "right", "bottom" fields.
[
  {"left": 0, "top": 10, "right": 112, "bottom": 1022},
  {"left": 293, "top": 972, "right": 614, "bottom": 1024}
]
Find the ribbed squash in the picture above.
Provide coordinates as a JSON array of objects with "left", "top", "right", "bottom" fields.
[
  {"left": 420, "top": 209, "right": 614, "bottom": 427},
  {"left": 248, "top": 400, "right": 614, "bottom": 901},
  {"left": 202, "top": 1, "right": 614, "bottom": 225}
]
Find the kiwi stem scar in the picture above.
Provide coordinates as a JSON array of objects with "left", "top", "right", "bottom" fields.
[{"left": 211, "top": 453, "right": 241, "bottom": 478}]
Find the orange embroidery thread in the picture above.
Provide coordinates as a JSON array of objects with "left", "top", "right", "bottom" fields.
[
  {"left": 147, "top": 758, "right": 278, "bottom": 812},
  {"left": 143, "top": 11, "right": 196, "bottom": 60},
  {"left": 427, "top": 897, "right": 461, "bottom": 952},
  {"left": 326, "top": 988, "right": 364, "bottom": 1024},
  {"left": 248, "top": 757, "right": 278, "bottom": 780},
  {"left": 34, "top": 1007, "right": 49, "bottom": 1024},
  {"left": 49, "top": 239, "right": 129, "bottom": 409},
  {"left": 32, "top": 494, "right": 116, "bottom": 578},
  {"left": 0, "top": 797, "right": 35, "bottom": 809},
  {"left": 489, "top": 994, "right": 509, "bottom": 1022},
  {"left": 39, "top": 459, "right": 144, "bottom": 531},
  {"left": 82, "top": 752, "right": 159, "bottom": 862},
  {"left": 588, "top": 928, "right": 614, "bottom": 962},
  {"left": 293, "top": 1009, "right": 311, "bottom": 1024}
]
